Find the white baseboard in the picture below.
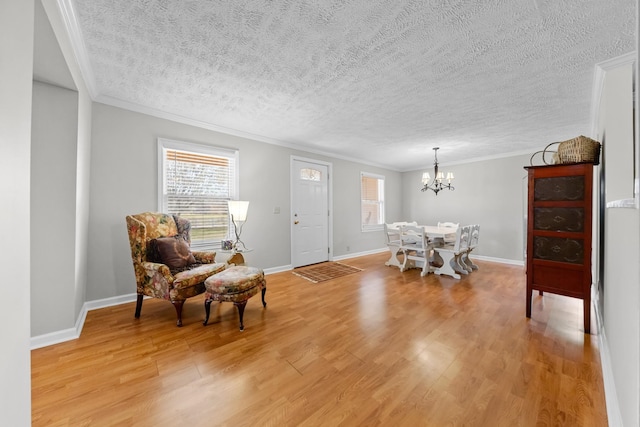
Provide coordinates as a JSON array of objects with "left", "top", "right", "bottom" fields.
[
  {"left": 30, "top": 325, "right": 80, "bottom": 350},
  {"left": 263, "top": 264, "right": 293, "bottom": 275},
  {"left": 332, "top": 247, "right": 388, "bottom": 261},
  {"left": 30, "top": 293, "right": 138, "bottom": 350},
  {"left": 472, "top": 254, "right": 524, "bottom": 266},
  {"left": 264, "top": 248, "right": 390, "bottom": 272},
  {"left": 594, "top": 298, "right": 622, "bottom": 427}
]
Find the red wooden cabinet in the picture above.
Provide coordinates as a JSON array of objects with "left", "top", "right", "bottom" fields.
[{"left": 524, "top": 163, "right": 593, "bottom": 333}]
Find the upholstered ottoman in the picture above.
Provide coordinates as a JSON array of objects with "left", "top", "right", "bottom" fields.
[{"left": 203, "top": 266, "right": 267, "bottom": 331}]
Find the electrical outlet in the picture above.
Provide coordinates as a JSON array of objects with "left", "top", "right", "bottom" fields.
[
  {"left": 346, "top": 246, "right": 350, "bottom": 251},
  {"left": 273, "top": 206, "right": 280, "bottom": 214}
]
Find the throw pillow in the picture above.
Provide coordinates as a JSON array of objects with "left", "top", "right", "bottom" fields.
[{"left": 154, "top": 236, "right": 196, "bottom": 270}]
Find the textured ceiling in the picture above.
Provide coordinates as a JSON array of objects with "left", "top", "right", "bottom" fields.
[{"left": 69, "top": 0, "right": 636, "bottom": 171}]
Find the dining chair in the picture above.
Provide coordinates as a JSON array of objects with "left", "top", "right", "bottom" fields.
[
  {"left": 453, "top": 225, "right": 472, "bottom": 274},
  {"left": 384, "top": 221, "right": 417, "bottom": 268},
  {"left": 435, "top": 221, "right": 459, "bottom": 246},
  {"left": 432, "top": 225, "right": 471, "bottom": 279},
  {"left": 460, "top": 224, "right": 480, "bottom": 271},
  {"left": 399, "top": 225, "right": 432, "bottom": 276}
]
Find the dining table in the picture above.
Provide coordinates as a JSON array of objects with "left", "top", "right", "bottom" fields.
[
  {"left": 421, "top": 225, "right": 458, "bottom": 239},
  {"left": 385, "top": 224, "right": 458, "bottom": 269}
]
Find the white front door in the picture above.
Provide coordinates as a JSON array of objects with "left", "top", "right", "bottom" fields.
[{"left": 291, "top": 158, "right": 330, "bottom": 267}]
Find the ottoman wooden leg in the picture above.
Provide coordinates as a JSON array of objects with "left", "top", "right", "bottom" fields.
[
  {"left": 261, "top": 287, "right": 267, "bottom": 307},
  {"left": 203, "top": 298, "right": 212, "bottom": 326},
  {"left": 234, "top": 300, "right": 248, "bottom": 331}
]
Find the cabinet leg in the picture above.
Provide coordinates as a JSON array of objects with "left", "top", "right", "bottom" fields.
[{"left": 526, "top": 287, "right": 532, "bottom": 318}]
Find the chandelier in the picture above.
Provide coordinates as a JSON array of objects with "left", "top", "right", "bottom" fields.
[{"left": 421, "top": 147, "right": 454, "bottom": 195}]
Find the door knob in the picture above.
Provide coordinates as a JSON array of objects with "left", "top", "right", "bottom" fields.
[{"left": 294, "top": 220, "right": 299, "bottom": 224}]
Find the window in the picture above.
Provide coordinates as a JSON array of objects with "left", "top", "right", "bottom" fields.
[
  {"left": 300, "top": 167, "right": 322, "bottom": 181},
  {"left": 158, "top": 138, "right": 239, "bottom": 249},
  {"left": 361, "top": 172, "right": 385, "bottom": 231}
]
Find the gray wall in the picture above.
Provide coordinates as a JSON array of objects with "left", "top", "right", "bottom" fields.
[
  {"left": 31, "top": 81, "right": 79, "bottom": 335},
  {"left": 598, "top": 61, "right": 639, "bottom": 427},
  {"left": 87, "top": 102, "right": 403, "bottom": 301},
  {"left": 28, "top": 0, "right": 94, "bottom": 340},
  {"left": 402, "top": 153, "right": 530, "bottom": 262},
  {"left": 0, "top": 0, "right": 33, "bottom": 424}
]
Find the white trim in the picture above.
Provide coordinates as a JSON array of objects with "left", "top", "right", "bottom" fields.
[
  {"left": 360, "top": 171, "right": 386, "bottom": 232},
  {"left": 332, "top": 247, "right": 389, "bottom": 261},
  {"left": 93, "top": 95, "right": 548, "bottom": 173},
  {"left": 596, "top": 51, "right": 637, "bottom": 71},
  {"left": 157, "top": 137, "right": 240, "bottom": 209},
  {"left": 588, "top": 52, "right": 635, "bottom": 141},
  {"left": 30, "top": 325, "right": 79, "bottom": 351},
  {"left": 467, "top": 254, "right": 524, "bottom": 266},
  {"left": 606, "top": 198, "right": 637, "bottom": 208},
  {"left": 96, "top": 94, "right": 400, "bottom": 171},
  {"left": 590, "top": 51, "right": 639, "bottom": 210},
  {"left": 405, "top": 148, "right": 536, "bottom": 172},
  {"left": 590, "top": 65, "right": 607, "bottom": 140},
  {"left": 588, "top": 50, "right": 635, "bottom": 426},
  {"left": 30, "top": 293, "right": 138, "bottom": 350},
  {"left": 263, "top": 265, "right": 293, "bottom": 275},
  {"left": 156, "top": 138, "right": 240, "bottom": 249},
  {"left": 334, "top": 248, "right": 523, "bottom": 266},
  {"left": 55, "top": 0, "right": 98, "bottom": 98},
  {"left": 594, "top": 299, "right": 623, "bottom": 427}
]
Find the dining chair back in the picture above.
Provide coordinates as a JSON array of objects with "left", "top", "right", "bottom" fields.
[
  {"left": 461, "top": 224, "right": 480, "bottom": 271},
  {"left": 399, "top": 225, "right": 432, "bottom": 276},
  {"left": 435, "top": 221, "right": 459, "bottom": 245}
]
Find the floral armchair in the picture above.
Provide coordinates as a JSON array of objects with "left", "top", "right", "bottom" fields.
[{"left": 126, "top": 212, "right": 225, "bottom": 326}]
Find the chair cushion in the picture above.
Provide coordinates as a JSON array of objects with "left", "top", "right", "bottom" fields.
[
  {"left": 173, "top": 262, "right": 226, "bottom": 290},
  {"left": 154, "top": 236, "right": 196, "bottom": 270},
  {"left": 205, "top": 266, "right": 265, "bottom": 295}
]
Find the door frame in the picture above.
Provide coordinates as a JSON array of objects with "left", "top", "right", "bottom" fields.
[{"left": 290, "top": 155, "right": 333, "bottom": 267}]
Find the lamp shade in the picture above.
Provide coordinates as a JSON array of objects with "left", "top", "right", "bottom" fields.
[{"left": 227, "top": 200, "right": 249, "bottom": 222}]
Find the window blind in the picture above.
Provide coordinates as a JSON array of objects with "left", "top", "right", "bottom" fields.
[
  {"left": 361, "top": 173, "right": 385, "bottom": 230},
  {"left": 161, "top": 145, "right": 238, "bottom": 248}
]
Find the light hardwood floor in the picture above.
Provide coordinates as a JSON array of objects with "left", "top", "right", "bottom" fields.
[{"left": 31, "top": 253, "right": 607, "bottom": 426}]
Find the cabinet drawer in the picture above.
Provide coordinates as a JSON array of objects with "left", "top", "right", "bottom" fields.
[
  {"left": 533, "top": 207, "right": 584, "bottom": 232},
  {"left": 532, "top": 265, "right": 585, "bottom": 296},
  {"left": 534, "top": 175, "right": 585, "bottom": 201},
  {"left": 533, "top": 236, "right": 583, "bottom": 264}
]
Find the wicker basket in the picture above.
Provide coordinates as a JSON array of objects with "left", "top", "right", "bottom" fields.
[
  {"left": 529, "top": 142, "right": 558, "bottom": 166},
  {"left": 556, "top": 135, "right": 601, "bottom": 165}
]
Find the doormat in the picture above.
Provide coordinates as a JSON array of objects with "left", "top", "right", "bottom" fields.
[{"left": 292, "top": 262, "right": 363, "bottom": 283}]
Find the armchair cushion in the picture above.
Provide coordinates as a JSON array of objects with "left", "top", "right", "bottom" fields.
[
  {"left": 173, "top": 263, "right": 226, "bottom": 295},
  {"left": 153, "top": 236, "right": 196, "bottom": 270}
]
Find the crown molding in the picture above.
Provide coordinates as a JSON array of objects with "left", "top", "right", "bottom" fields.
[
  {"left": 95, "top": 93, "right": 402, "bottom": 171},
  {"left": 55, "top": 0, "right": 98, "bottom": 98},
  {"left": 590, "top": 51, "right": 636, "bottom": 138}
]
